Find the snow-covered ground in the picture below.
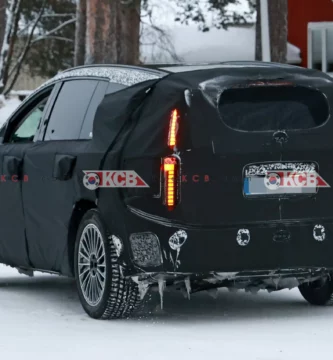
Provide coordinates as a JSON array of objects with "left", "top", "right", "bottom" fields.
[{"left": 0, "top": 264, "right": 332, "bottom": 360}]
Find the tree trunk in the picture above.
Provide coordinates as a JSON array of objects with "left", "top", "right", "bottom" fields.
[
  {"left": 255, "top": 0, "right": 288, "bottom": 63},
  {"left": 85, "top": 0, "right": 111, "bottom": 64},
  {"left": 86, "top": 0, "right": 141, "bottom": 64},
  {"left": 117, "top": 0, "right": 141, "bottom": 64},
  {"left": 269, "top": 0, "right": 288, "bottom": 63},
  {"left": 74, "top": 0, "right": 87, "bottom": 66},
  {"left": 0, "top": 0, "right": 21, "bottom": 93},
  {"left": 0, "top": 0, "right": 5, "bottom": 55},
  {"left": 255, "top": 0, "right": 261, "bottom": 61}
]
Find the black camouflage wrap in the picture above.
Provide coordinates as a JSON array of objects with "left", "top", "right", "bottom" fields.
[{"left": 2, "top": 63, "right": 333, "bottom": 277}]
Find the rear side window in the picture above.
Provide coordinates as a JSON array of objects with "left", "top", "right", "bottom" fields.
[
  {"left": 44, "top": 79, "right": 98, "bottom": 140},
  {"left": 79, "top": 81, "right": 108, "bottom": 139},
  {"left": 219, "top": 86, "right": 329, "bottom": 131},
  {"left": 79, "top": 81, "right": 127, "bottom": 139}
]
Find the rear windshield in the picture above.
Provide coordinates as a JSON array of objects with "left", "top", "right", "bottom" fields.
[{"left": 219, "top": 86, "right": 329, "bottom": 131}]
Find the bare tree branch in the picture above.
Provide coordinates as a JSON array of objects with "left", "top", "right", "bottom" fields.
[
  {"left": 140, "top": 4, "right": 181, "bottom": 63},
  {"left": 4, "top": 1, "right": 47, "bottom": 95},
  {"left": 4, "top": 0, "right": 23, "bottom": 79},
  {"left": 17, "top": 19, "right": 37, "bottom": 36},
  {"left": 42, "top": 13, "right": 75, "bottom": 18},
  {"left": 39, "top": 36, "right": 74, "bottom": 43},
  {"left": 0, "top": 0, "right": 76, "bottom": 94},
  {"left": 0, "top": 0, "right": 21, "bottom": 92},
  {"left": 32, "top": 17, "right": 76, "bottom": 44}
]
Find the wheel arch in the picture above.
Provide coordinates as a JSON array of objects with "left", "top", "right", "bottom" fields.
[{"left": 67, "top": 199, "right": 97, "bottom": 276}]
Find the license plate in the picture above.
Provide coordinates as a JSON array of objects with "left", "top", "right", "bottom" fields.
[{"left": 243, "top": 162, "right": 319, "bottom": 197}]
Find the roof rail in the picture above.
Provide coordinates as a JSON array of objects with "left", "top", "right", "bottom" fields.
[
  {"left": 144, "top": 61, "right": 302, "bottom": 70},
  {"left": 220, "top": 61, "right": 301, "bottom": 68}
]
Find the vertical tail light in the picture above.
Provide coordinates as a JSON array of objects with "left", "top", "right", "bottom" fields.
[
  {"left": 168, "top": 109, "right": 179, "bottom": 149},
  {"left": 163, "top": 156, "right": 180, "bottom": 210},
  {"left": 164, "top": 109, "right": 181, "bottom": 210}
]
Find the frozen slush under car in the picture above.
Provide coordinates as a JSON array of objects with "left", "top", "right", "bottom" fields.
[{"left": 1, "top": 62, "right": 333, "bottom": 319}]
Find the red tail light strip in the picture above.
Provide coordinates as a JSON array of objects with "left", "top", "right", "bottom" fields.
[
  {"left": 168, "top": 109, "right": 179, "bottom": 149},
  {"left": 163, "top": 156, "right": 179, "bottom": 210}
]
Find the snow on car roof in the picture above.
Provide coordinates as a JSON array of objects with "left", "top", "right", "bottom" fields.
[
  {"left": 24, "top": 65, "right": 163, "bottom": 103},
  {"left": 51, "top": 65, "right": 162, "bottom": 87}
]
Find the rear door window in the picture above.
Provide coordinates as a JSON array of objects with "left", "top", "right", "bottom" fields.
[
  {"left": 44, "top": 79, "right": 98, "bottom": 140},
  {"left": 79, "top": 81, "right": 108, "bottom": 139},
  {"left": 106, "top": 82, "right": 127, "bottom": 94},
  {"left": 79, "top": 81, "right": 127, "bottom": 139},
  {"left": 219, "top": 86, "right": 329, "bottom": 131}
]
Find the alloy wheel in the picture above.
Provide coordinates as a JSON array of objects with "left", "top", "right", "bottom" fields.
[{"left": 78, "top": 224, "right": 106, "bottom": 306}]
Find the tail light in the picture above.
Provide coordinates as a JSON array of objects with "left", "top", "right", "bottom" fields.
[
  {"left": 163, "top": 156, "right": 180, "bottom": 210},
  {"left": 164, "top": 109, "right": 181, "bottom": 210},
  {"left": 168, "top": 109, "right": 179, "bottom": 149}
]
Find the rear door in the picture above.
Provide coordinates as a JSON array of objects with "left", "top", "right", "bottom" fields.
[{"left": 22, "top": 78, "right": 107, "bottom": 274}]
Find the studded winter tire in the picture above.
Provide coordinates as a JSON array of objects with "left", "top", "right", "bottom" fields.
[
  {"left": 299, "top": 276, "right": 333, "bottom": 306},
  {"left": 74, "top": 209, "right": 142, "bottom": 319}
]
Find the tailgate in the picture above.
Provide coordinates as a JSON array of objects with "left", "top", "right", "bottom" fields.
[{"left": 178, "top": 77, "right": 333, "bottom": 226}]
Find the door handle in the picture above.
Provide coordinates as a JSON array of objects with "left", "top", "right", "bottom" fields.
[{"left": 53, "top": 154, "right": 76, "bottom": 181}]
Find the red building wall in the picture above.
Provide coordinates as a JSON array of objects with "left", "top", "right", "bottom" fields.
[{"left": 288, "top": 0, "right": 333, "bottom": 67}]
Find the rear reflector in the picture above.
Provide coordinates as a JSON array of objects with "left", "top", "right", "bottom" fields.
[
  {"left": 168, "top": 109, "right": 179, "bottom": 149},
  {"left": 163, "top": 156, "right": 179, "bottom": 210}
]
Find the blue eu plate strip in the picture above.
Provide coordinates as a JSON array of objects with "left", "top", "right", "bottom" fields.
[{"left": 244, "top": 177, "right": 250, "bottom": 195}]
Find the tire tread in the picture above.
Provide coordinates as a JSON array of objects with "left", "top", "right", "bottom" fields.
[{"left": 75, "top": 209, "right": 142, "bottom": 320}]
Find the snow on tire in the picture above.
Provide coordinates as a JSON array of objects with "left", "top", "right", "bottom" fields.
[{"left": 74, "top": 209, "right": 142, "bottom": 319}]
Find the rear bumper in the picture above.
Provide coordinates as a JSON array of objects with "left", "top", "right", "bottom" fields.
[{"left": 122, "top": 208, "right": 333, "bottom": 276}]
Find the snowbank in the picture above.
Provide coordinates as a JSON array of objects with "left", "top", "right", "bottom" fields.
[
  {"left": 141, "top": 0, "right": 301, "bottom": 65},
  {"left": 0, "top": 97, "right": 21, "bottom": 127}
]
